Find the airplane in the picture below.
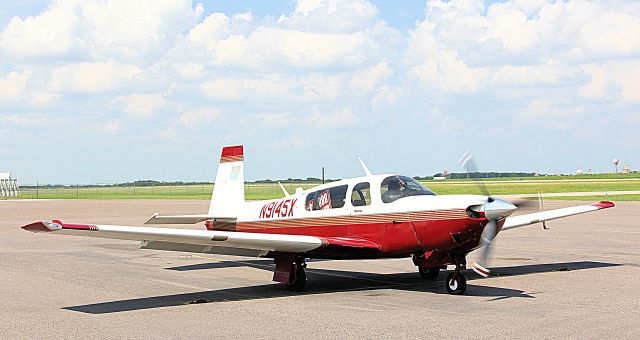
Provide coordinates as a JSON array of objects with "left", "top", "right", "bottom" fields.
[{"left": 22, "top": 145, "right": 615, "bottom": 295}]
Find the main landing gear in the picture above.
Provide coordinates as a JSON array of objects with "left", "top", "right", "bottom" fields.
[
  {"left": 286, "top": 260, "right": 307, "bottom": 291},
  {"left": 273, "top": 254, "right": 307, "bottom": 291},
  {"left": 445, "top": 256, "right": 467, "bottom": 295},
  {"left": 418, "top": 266, "right": 441, "bottom": 280}
]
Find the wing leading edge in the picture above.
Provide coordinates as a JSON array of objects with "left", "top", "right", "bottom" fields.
[{"left": 502, "top": 201, "right": 614, "bottom": 231}]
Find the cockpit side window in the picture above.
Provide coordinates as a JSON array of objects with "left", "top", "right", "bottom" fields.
[
  {"left": 351, "top": 182, "right": 371, "bottom": 206},
  {"left": 305, "top": 185, "right": 349, "bottom": 210},
  {"left": 380, "top": 176, "right": 435, "bottom": 203}
]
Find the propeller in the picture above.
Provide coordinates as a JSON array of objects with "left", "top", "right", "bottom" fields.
[{"left": 459, "top": 151, "right": 517, "bottom": 277}]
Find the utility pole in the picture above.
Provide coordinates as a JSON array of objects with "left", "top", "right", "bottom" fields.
[{"left": 322, "top": 167, "right": 325, "bottom": 184}]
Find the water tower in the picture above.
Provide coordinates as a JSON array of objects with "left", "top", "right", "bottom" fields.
[{"left": 613, "top": 159, "right": 619, "bottom": 173}]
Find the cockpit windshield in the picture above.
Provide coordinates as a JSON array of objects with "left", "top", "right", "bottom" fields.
[{"left": 380, "top": 175, "right": 436, "bottom": 203}]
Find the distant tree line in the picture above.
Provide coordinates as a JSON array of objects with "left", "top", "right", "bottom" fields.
[
  {"left": 22, "top": 172, "right": 552, "bottom": 188},
  {"left": 414, "top": 172, "right": 541, "bottom": 180}
]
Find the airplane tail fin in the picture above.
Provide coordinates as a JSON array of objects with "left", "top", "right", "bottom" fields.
[{"left": 209, "top": 145, "right": 245, "bottom": 217}]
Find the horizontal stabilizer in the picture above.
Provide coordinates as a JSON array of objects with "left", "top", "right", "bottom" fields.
[{"left": 144, "top": 213, "right": 236, "bottom": 225}]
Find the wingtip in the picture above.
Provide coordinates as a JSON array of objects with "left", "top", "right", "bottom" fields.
[
  {"left": 592, "top": 201, "right": 615, "bottom": 209},
  {"left": 22, "top": 221, "right": 62, "bottom": 233}
]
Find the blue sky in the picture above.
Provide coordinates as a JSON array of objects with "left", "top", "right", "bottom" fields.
[{"left": 0, "top": 0, "right": 639, "bottom": 184}]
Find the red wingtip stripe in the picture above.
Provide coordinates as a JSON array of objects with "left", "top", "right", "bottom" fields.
[
  {"left": 220, "top": 145, "right": 244, "bottom": 163},
  {"left": 22, "top": 221, "right": 54, "bottom": 233},
  {"left": 21, "top": 221, "right": 99, "bottom": 233},
  {"left": 591, "top": 201, "right": 615, "bottom": 209}
]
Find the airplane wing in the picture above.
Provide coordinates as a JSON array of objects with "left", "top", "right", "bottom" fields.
[
  {"left": 144, "top": 213, "right": 236, "bottom": 225},
  {"left": 21, "top": 221, "right": 380, "bottom": 257},
  {"left": 502, "top": 201, "right": 614, "bottom": 231}
]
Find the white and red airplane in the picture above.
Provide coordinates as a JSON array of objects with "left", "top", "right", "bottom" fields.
[{"left": 23, "top": 145, "right": 615, "bottom": 295}]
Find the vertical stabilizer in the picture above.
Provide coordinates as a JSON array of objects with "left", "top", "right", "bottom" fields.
[{"left": 209, "top": 145, "right": 245, "bottom": 216}]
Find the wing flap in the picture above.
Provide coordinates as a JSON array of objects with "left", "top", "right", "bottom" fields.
[{"left": 502, "top": 201, "right": 614, "bottom": 231}]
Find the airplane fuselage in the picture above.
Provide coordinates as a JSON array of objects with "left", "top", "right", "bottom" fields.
[{"left": 207, "top": 174, "right": 496, "bottom": 263}]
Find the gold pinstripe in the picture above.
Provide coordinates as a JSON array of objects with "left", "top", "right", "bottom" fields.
[
  {"left": 220, "top": 155, "right": 244, "bottom": 163},
  {"left": 237, "top": 209, "right": 468, "bottom": 229}
]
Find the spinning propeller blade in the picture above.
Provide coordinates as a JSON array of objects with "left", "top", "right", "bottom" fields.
[{"left": 460, "top": 151, "right": 517, "bottom": 277}]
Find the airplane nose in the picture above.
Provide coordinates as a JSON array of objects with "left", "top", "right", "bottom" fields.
[{"left": 484, "top": 198, "right": 517, "bottom": 220}]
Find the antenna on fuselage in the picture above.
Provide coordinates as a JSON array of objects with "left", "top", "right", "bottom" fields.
[
  {"left": 358, "top": 157, "right": 373, "bottom": 176},
  {"left": 277, "top": 181, "right": 290, "bottom": 197}
]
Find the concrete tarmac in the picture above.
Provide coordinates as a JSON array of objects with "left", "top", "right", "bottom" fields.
[{"left": 1, "top": 200, "right": 639, "bottom": 339}]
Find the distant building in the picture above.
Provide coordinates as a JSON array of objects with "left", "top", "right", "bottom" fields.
[
  {"left": 622, "top": 164, "right": 632, "bottom": 174},
  {"left": 0, "top": 172, "right": 20, "bottom": 197}
]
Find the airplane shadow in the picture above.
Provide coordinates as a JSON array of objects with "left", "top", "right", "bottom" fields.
[{"left": 64, "top": 261, "right": 620, "bottom": 314}]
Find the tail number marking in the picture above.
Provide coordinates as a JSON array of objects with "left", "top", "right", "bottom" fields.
[{"left": 259, "top": 198, "right": 297, "bottom": 219}]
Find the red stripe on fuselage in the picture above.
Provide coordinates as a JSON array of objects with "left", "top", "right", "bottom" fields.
[{"left": 236, "top": 212, "right": 485, "bottom": 255}]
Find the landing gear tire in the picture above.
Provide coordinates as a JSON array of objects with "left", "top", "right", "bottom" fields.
[
  {"left": 445, "top": 272, "right": 467, "bottom": 295},
  {"left": 286, "top": 267, "right": 306, "bottom": 291},
  {"left": 418, "top": 267, "right": 440, "bottom": 280}
]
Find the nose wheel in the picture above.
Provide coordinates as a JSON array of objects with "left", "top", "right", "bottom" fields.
[
  {"left": 445, "top": 272, "right": 467, "bottom": 295},
  {"left": 445, "top": 256, "right": 467, "bottom": 295}
]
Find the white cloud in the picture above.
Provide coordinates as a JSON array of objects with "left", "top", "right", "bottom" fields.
[
  {"left": 173, "top": 62, "right": 205, "bottom": 80},
  {"left": 49, "top": 61, "right": 140, "bottom": 94},
  {"left": 115, "top": 94, "right": 166, "bottom": 121},
  {"left": 177, "top": 108, "right": 221, "bottom": 128},
  {"left": 0, "top": 71, "right": 29, "bottom": 101},
  {"left": 579, "top": 61, "right": 640, "bottom": 103},
  {"left": 0, "top": 2, "right": 78, "bottom": 59},
  {"left": 0, "top": 0, "right": 203, "bottom": 62},
  {"left": 3, "top": 113, "right": 68, "bottom": 127},
  {"left": 423, "top": 108, "right": 463, "bottom": 136},
  {"left": 520, "top": 99, "right": 586, "bottom": 124},
  {"left": 307, "top": 107, "right": 359, "bottom": 128},
  {"left": 253, "top": 112, "right": 294, "bottom": 128},
  {"left": 409, "top": 51, "right": 488, "bottom": 94},
  {"left": 278, "top": 0, "right": 379, "bottom": 33}
]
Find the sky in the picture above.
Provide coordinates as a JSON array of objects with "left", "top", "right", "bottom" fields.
[{"left": 0, "top": 0, "right": 639, "bottom": 184}]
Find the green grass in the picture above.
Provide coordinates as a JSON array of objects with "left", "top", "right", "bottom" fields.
[
  {"left": 423, "top": 173, "right": 640, "bottom": 182},
  {"left": 423, "top": 180, "right": 640, "bottom": 195},
  {"left": 9, "top": 177, "right": 640, "bottom": 201}
]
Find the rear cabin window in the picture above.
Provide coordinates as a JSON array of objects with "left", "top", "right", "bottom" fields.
[
  {"left": 351, "top": 182, "right": 371, "bottom": 206},
  {"left": 305, "top": 185, "right": 348, "bottom": 211}
]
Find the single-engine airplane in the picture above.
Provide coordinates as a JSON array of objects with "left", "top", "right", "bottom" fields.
[{"left": 23, "top": 145, "right": 615, "bottom": 295}]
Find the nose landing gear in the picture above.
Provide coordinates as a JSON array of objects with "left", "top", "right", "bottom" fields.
[{"left": 446, "top": 256, "right": 467, "bottom": 295}]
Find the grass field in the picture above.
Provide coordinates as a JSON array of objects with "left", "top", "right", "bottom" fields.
[{"left": 8, "top": 176, "right": 640, "bottom": 201}]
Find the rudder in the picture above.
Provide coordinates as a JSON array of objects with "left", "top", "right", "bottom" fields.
[{"left": 209, "top": 145, "right": 245, "bottom": 217}]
